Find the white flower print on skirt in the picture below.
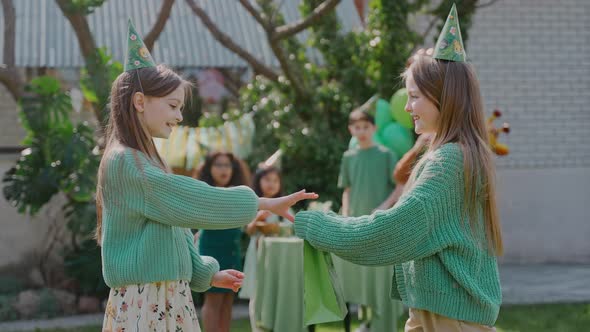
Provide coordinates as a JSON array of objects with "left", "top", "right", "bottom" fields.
[{"left": 102, "top": 280, "right": 201, "bottom": 332}]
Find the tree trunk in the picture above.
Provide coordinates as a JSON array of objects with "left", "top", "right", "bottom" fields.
[
  {"left": 0, "top": 0, "right": 24, "bottom": 101},
  {"left": 185, "top": 0, "right": 280, "bottom": 82},
  {"left": 144, "top": 0, "right": 176, "bottom": 52}
]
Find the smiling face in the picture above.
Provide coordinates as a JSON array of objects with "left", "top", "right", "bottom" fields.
[
  {"left": 134, "top": 84, "right": 185, "bottom": 139},
  {"left": 210, "top": 154, "right": 234, "bottom": 187},
  {"left": 405, "top": 72, "right": 440, "bottom": 135}
]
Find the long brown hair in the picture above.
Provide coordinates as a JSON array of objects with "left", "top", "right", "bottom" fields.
[
  {"left": 95, "top": 65, "right": 190, "bottom": 244},
  {"left": 402, "top": 55, "right": 503, "bottom": 256}
]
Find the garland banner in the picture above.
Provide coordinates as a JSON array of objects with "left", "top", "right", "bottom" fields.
[{"left": 154, "top": 113, "right": 256, "bottom": 170}]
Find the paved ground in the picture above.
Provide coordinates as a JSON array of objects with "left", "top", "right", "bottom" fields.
[
  {"left": 1, "top": 264, "right": 589, "bottom": 331},
  {"left": 499, "top": 264, "right": 590, "bottom": 305}
]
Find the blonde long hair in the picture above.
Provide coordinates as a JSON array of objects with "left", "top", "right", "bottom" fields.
[
  {"left": 402, "top": 56, "right": 503, "bottom": 256},
  {"left": 95, "top": 65, "right": 189, "bottom": 244}
]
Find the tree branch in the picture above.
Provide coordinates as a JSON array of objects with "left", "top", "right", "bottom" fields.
[
  {"left": 217, "top": 68, "right": 244, "bottom": 98},
  {"left": 55, "top": 0, "right": 98, "bottom": 59},
  {"left": 238, "top": 0, "right": 268, "bottom": 29},
  {"left": 420, "top": 15, "right": 439, "bottom": 41},
  {"left": 272, "top": 0, "right": 341, "bottom": 41},
  {"left": 476, "top": 0, "right": 500, "bottom": 9},
  {"left": 2, "top": 0, "right": 15, "bottom": 66},
  {"left": 268, "top": 40, "right": 307, "bottom": 100},
  {"left": 144, "top": 0, "right": 175, "bottom": 52},
  {"left": 185, "top": 0, "right": 279, "bottom": 81},
  {"left": 55, "top": 0, "right": 107, "bottom": 124},
  {"left": 0, "top": 69, "right": 22, "bottom": 101},
  {"left": 0, "top": 0, "right": 24, "bottom": 101}
]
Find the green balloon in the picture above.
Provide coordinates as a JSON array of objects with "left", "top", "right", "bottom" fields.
[
  {"left": 375, "top": 98, "right": 392, "bottom": 131},
  {"left": 372, "top": 132, "right": 384, "bottom": 146},
  {"left": 381, "top": 122, "right": 414, "bottom": 157},
  {"left": 390, "top": 88, "right": 414, "bottom": 129}
]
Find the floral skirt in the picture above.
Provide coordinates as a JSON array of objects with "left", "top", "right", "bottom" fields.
[{"left": 102, "top": 280, "right": 201, "bottom": 332}]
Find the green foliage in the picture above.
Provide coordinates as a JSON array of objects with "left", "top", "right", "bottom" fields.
[
  {"left": 63, "top": 239, "right": 109, "bottom": 297},
  {"left": 63, "top": 0, "right": 106, "bottom": 15},
  {"left": 0, "top": 275, "right": 25, "bottom": 296},
  {"left": 240, "top": 0, "right": 481, "bottom": 208},
  {"left": 80, "top": 48, "right": 123, "bottom": 124},
  {"left": 301, "top": 0, "right": 375, "bottom": 103},
  {"left": 243, "top": 0, "right": 435, "bottom": 207},
  {"left": 38, "top": 289, "right": 60, "bottom": 319},
  {"left": 365, "top": 1, "right": 421, "bottom": 96},
  {"left": 2, "top": 76, "right": 105, "bottom": 297},
  {"left": 64, "top": 201, "right": 98, "bottom": 242},
  {"left": 3, "top": 77, "right": 99, "bottom": 215},
  {"left": 0, "top": 294, "right": 17, "bottom": 321},
  {"left": 243, "top": 73, "right": 352, "bottom": 208}
]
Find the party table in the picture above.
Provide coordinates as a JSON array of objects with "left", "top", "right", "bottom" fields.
[
  {"left": 254, "top": 237, "right": 307, "bottom": 332},
  {"left": 253, "top": 237, "right": 403, "bottom": 331}
]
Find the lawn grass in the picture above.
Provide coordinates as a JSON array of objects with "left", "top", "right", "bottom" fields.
[
  {"left": 495, "top": 303, "right": 590, "bottom": 332},
  {"left": 19, "top": 302, "right": 590, "bottom": 332}
]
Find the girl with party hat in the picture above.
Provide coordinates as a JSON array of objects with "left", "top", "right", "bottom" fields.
[
  {"left": 98, "top": 20, "right": 317, "bottom": 332},
  {"left": 294, "top": 4, "right": 501, "bottom": 331}
]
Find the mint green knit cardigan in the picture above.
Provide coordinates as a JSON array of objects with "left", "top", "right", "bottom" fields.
[
  {"left": 100, "top": 147, "right": 258, "bottom": 292},
  {"left": 295, "top": 143, "right": 501, "bottom": 325}
]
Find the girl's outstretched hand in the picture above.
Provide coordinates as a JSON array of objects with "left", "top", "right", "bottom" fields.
[
  {"left": 259, "top": 190, "right": 319, "bottom": 222},
  {"left": 211, "top": 270, "right": 244, "bottom": 293}
]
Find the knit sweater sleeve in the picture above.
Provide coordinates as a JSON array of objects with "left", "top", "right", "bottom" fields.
[
  {"left": 294, "top": 144, "right": 464, "bottom": 266},
  {"left": 118, "top": 149, "right": 258, "bottom": 229},
  {"left": 184, "top": 229, "right": 220, "bottom": 292}
]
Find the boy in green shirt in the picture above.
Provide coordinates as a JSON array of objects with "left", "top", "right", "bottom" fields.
[{"left": 336, "top": 109, "right": 402, "bottom": 332}]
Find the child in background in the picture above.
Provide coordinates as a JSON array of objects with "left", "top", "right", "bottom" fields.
[
  {"left": 195, "top": 151, "right": 251, "bottom": 332},
  {"left": 336, "top": 108, "right": 402, "bottom": 332},
  {"left": 241, "top": 166, "right": 293, "bottom": 332},
  {"left": 246, "top": 166, "right": 292, "bottom": 236}
]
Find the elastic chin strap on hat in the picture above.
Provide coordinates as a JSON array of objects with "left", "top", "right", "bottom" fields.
[{"left": 136, "top": 68, "right": 145, "bottom": 94}]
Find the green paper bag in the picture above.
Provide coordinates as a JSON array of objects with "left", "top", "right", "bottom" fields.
[{"left": 303, "top": 241, "right": 348, "bottom": 325}]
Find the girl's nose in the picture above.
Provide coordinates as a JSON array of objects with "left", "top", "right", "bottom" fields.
[
  {"left": 176, "top": 109, "right": 183, "bottom": 123},
  {"left": 405, "top": 101, "right": 411, "bottom": 113}
]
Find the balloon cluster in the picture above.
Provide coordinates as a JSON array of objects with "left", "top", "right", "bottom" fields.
[
  {"left": 487, "top": 109, "right": 510, "bottom": 156},
  {"left": 349, "top": 90, "right": 416, "bottom": 158}
]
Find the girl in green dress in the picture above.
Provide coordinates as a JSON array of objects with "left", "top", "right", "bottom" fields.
[{"left": 196, "top": 151, "right": 251, "bottom": 332}]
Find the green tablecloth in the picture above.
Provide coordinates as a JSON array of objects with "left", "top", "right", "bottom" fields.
[
  {"left": 254, "top": 237, "right": 307, "bottom": 332},
  {"left": 332, "top": 256, "right": 404, "bottom": 331},
  {"left": 253, "top": 237, "right": 403, "bottom": 332}
]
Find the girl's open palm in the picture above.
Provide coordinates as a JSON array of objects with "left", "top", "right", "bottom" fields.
[{"left": 260, "top": 190, "right": 318, "bottom": 222}]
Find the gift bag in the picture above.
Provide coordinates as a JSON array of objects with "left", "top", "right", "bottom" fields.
[{"left": 303, "top": 240, "right": 348, "bottom": 325}]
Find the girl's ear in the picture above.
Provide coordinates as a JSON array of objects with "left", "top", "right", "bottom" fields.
[{"left": 133, "top": 92, "right": 145, "bottom": 113}]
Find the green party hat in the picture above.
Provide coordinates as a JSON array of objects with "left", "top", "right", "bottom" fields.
[
  {"left": 433, "top": 3, "right": 466, "bottom": 62},
  {"left": 124, "top": 19, "right": 157, "bottom": 71}
]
